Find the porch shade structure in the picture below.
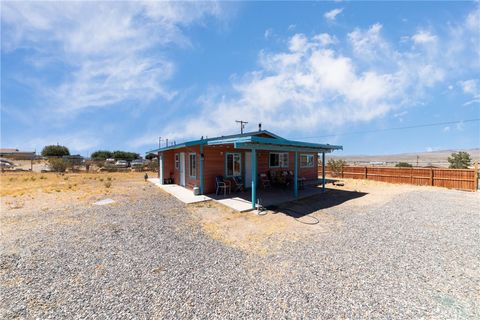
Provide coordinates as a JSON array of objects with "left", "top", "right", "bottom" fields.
[
  {"left": 146, "top": 130, "right": 342, "bottom": 209},
  {"left": 207, "top": 135, "right": 342, "bottom": 209}
]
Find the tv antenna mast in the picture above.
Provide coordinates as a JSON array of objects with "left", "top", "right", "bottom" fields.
[{"left": 236, "top": 120, "right": 248, "bottom": 134}]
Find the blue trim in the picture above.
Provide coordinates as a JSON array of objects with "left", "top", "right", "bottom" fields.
[
  {"left": 199, "top": 145, "right": 204, "bottom": 194},
  {"left": 251, "top": 149, "right": 257, "bottom": 209},
  {"left": 294, "top": 151, "right": 298, "bottom": 198},
  {"left": 234, "top": 142, "right": 336, "bottom": 153},
  {"left": 322, "top": 152, "right": 326, "bottom": 192},
  {"left": 145, "top": 130, "right": 342, "bottom": 154}
]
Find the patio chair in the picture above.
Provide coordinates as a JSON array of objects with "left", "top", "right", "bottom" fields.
[
  {"left": 215, "top": 176, "right": 231, "bottom": 196},
  {"left": 231, "top": 176, "right": 244, "bottom": 192},
  {"left": 259, "top": 173, "right": 271, "bottom": 189}
]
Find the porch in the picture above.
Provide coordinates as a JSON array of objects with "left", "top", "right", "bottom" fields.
[{"left": 208, "top": 181, "right": 327, "bottom": 212}]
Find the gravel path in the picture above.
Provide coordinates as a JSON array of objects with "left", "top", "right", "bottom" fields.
[{"left": 1, "top": 188, "right": 479, "bottom": 319}]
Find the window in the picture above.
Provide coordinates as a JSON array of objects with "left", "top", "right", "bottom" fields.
[
  {"left": 226, "top": 153, "right": 241, "bottom": 177},
  {"left": 300, "top": 154, "right": 314, "bottom": 168},
  {"left": 189, "top": 153, "right": 196, "bottom": 178},
  {"left": 269, "top": 152, "right": 289, "bottom": 168},
  {"left": 175, "top": 154, "right": 179, "bottom": 169}
]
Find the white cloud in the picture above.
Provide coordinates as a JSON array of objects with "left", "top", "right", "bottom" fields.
[
  {"left": 148, "top": 9, "right": 480, "bottom": 145},
  {"left": 460, "top": 79, "right": 478, "bottom": 96},
  {"left": 443, "top": 126, "right": 451, "bottom": 132},
  {"left": 324, "top": 8, "right": 343, "bottom": 21},
  {"left": 1, "top": 1, "right": 222, "bottom": 113},
  {"left": 264, "top": 28, "right": 274, "bottom": 39},
  {"left": 411, "top": 30, "right": 437, "bottom": 44}
]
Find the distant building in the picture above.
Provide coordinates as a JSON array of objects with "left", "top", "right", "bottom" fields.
[{"left": 0, "top": 148, "right": 36, "bottom": 160}]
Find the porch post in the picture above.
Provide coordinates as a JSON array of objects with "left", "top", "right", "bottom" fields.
[
  {"left": 199, "top": 145, "right": 204, "bottom": 194},
  {"left": 322, "top": 152, "right": 326, "bottom": 192},
  {"left": 294, "top": 151, "right": 298, "bottom": 198},
  {"left": 159, "top": 152, "right": 164, "bottom": 184},
  {"left": 251, "top": 149, "right": 257, "bottom": 209}
]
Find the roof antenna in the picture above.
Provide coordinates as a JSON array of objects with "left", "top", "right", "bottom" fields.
[
  {"left": 258, "top": 123, "right": 262, "bottom": 132},
  {"left": 235, "top": 120, "right": 248, "bottom": 134},
  {"left": 166, "top": 138, "right": 168, "bottom": 147}
]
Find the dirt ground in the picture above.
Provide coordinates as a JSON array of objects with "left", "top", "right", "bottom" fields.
[
  {"left": 0, "top": 171, "right": 157, "bottom": 214},
  {"left": 0, "top": 173, "right": 463, "bottom": 256},
  {"left": 187, "top": 178, "right": 424, "bottom": 254}
]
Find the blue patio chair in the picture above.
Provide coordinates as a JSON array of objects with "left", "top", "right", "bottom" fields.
[{"left": 215, "top": 176, "right": 231, "bottom": 196}]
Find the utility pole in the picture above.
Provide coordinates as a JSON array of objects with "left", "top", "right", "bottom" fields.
[
  {"left": 236, "top": 120, "right": 248, "bottom": 134},
  {"left": 416, "top": 155, "right": 419, "bottom": 167}
]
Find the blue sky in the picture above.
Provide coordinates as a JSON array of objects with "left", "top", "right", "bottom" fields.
[{"left": 1, "top": 1, "right": 479, "bottom": 156}]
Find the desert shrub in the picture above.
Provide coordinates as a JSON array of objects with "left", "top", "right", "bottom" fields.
[
  {"left": 39, "top": 176, "right": 47, "bottom": 180},
  {"left": 448, "top": 151, "right": 472, "bottom": 169},
  {"left": 104, "top": 181, "right": 112, "bottom": 188},
  {"left": 99, "top": 178, "right": 104, "bottom": 182},
  {"left": 48, "top": 158, "right": 67, "bottom": 172},
  {"left": 64, "top": 176, "right": 69, "bottom": 180},
  {"left": 107, "top": 177, "right": 112, "bottom": 181},
  {"left": 148, "top": 160, "right": 159, "bottom": 172},
  {"left": 30, "top": 176, "right": 36, "bottom": 181},
  {"left": 395, "top": 162, "right": 413, "bottom": 168},
  {"left": 327, "top": 159, "right": 347, "bottom": 177},
  {"left": 41, "top": 145, "right": 70, "bottom": 157}
]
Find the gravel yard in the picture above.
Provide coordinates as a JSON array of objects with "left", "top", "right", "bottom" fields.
[{"left": 1, "top": 182, "right": 479, "bottom": 319}]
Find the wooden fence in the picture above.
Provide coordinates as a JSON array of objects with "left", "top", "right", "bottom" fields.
[{"left": 318, "top": 165, "right": 478, "bottom": 192}]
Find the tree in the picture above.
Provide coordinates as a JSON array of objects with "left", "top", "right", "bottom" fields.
[
  {"left": 327, "top": 159, "right": 347, "bottom": 177},
  {"left": 112, "top": 151, "right": 140, "bottom": 161},
  {"left": 395, "top": 162, "right": 413, "bottom": 168},
  {"left": 91, "top": 150, "right": 113, "bottom": 160},
  {"left": 41, "top": 145, "right": 70, "bottom": 157},
  {"left": 146, "top": 153, "right": 157, "bottom": 160},
  {"left": 448, "top": 151, "right": 472, "bottom": 169}
]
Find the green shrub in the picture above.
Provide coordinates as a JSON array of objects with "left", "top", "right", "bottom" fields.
[
  {"left": 327, "top": 159, "right": 347, "bottom": 177},
  {"left": 395, "top": 162, "right": 413, "bottom": 168},
  {"left": 104, "top": 181, "right": 112, "bottom": 188},
  {"left": 48, "top": 158, "right": 67, "bottom": 172},
  {"left": 91, "top": 150, "right": 113, "bottom": 160},
  {"left": 448, "top": 151, "right": 472, "bottom": 169}
]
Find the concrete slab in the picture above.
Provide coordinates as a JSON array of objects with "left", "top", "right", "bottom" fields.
[
  {"left": 148, "top": 178, "right": 211, "bottom": 204},
  {"left": 208, "top": 184, "right": 326, "bottom": 212}
]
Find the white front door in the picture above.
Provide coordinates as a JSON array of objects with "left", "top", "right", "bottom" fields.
[
  {"left": 245, "top": 151, "right": 252, "bottom": 189},
  {"left": 179, "top": 152, "right": 186, "bottom": 186},
  {"left": 159, "top": 154, "right": 163, "bottom": 183}
]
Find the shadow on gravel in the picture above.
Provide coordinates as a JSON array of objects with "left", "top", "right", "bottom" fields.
[{"left": 268, "top": 188, "right": 368, "bottom": 218}]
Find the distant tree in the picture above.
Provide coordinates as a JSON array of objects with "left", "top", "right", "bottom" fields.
[
  {"left": 395, "top": 162, "right": 413, "bottom": 168},
  {"left": 327, "top": 159, "right": 347, "bottom": 177},
  {"left": 112, "top": 151, "right": 140, "bottom": 161},
  {"left": 146, "top": 153, "right": 157, "bottom": 160},
  {"left": 448, "top": 151, "right": 472, "bottom": 169},
  {"left": 91, "top": 150, "right": 113, "bottom": 160},
  {"left": 41, "top": 145, "right": 70, "bottom": 157}
]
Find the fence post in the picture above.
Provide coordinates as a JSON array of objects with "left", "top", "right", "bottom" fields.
[
  {"left": 430, "top": 168, "right": 434, "bottom": 186},
  {"left": 475, "top": 161, "right": 478, "bottom": 191},
  {"left": 410, "top": 167, "right": 413, "bottom": 184},
  {"left": 341, "top": 166, "right": 344, "bottom": 178},
  {"left": 364, "top": 166, "right": 367, "bottom": 179}
]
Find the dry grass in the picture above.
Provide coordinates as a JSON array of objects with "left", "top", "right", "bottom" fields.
[{"left": 0, "top": 171, "right": 157, "bottom": 214}]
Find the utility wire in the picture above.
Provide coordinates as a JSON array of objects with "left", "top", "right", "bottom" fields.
[{"left": 290, "top": 118, "right": 480, "bottom": 140}]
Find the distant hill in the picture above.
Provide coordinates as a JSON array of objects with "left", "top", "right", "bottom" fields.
[{"left": 327, "top": 148, "right": 480, "bottom": 168}]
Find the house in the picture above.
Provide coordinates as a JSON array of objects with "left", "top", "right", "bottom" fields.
[
  {"left": 0, "top": 148, "right": 36, "bottom": 160},
  {"left": 146, "top": 130, "right": 342, "bottom": 209}
]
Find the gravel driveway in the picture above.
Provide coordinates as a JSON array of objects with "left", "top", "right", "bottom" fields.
[{"left": 1, "top": 187, "right": 479, "bottom": 319}]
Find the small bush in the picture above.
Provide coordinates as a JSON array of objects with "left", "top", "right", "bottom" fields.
[
  {"left": 99, "top": 178, "right": 104, "bottom": 182},
  {"left": 395, "top": 162, "right": 413, "bottom": 168},
  {"left": 64, "top": 176, "right": 69, "bottom": 180},
  {"left": 30, "top": 176, "right": 36, "bottom": 181},
  {"left": 104, "top": 181, "right": 112, "bottom": 188},
  {"left": 327, "top": 159, "right": 347, "bottom": 177},
  {"left": 107, "top": 177, "right": 112, "bottom": 181},
  {"left": 49, "top": 158, "right": 67, "bottom": 172},
  {"left": 39, "top": 176, "right": 47, "bottom": 180}
]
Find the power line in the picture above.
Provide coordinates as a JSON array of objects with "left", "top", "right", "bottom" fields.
[{"left": 290, "top": 118, "right": 480, "bottom": 140}]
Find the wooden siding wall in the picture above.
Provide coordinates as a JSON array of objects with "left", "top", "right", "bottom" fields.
[{"left": 318, "top": 166, "right": 478, "bottom": 192}]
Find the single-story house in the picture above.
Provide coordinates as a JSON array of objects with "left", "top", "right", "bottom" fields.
[
  {"left": 0, "top": 148, "right": 35, "bottom": 160},
  {"left": 146, "top": 130, "right": 342, "bottom": 209}
]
